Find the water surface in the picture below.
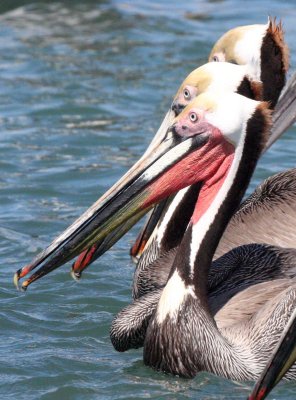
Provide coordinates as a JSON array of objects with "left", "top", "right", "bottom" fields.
[{"left": 1, "top": 1, "right": 296, "bottom": 399}]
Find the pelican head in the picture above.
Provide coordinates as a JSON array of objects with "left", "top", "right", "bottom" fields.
[
  {"left": 171, "top": 62, "right": 261, "bottom": 115},
  {"left": 209, "top": 19, "right": 289, "bottom": 107}
]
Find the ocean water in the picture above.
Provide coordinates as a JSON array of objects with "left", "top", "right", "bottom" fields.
[{"left": 1, "top": 1, "right": 296, "bottom": 399}]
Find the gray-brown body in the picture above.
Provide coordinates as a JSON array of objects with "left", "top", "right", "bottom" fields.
[{"left": 111, "top": 169, "right": 296, "bottom": 354}]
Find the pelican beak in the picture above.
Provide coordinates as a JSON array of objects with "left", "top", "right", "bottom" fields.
[
  {"left": 129, "top": 200, "right": 169, "bottom": 261},
  {"left": 248, "top": 308, "right": 296, "bottom": 400},
  {"left": 71, "top": 202, "right": 165, "bottom": 280},
  {"left": 71, "top": 211, "right": 146, "bottom": 280},
  {"left": 72, "top": 197, "right": 169, "bottom": 278},
  {"left": 70, "top": 109, "right": 176, "bottom": 279},
  {"left": 15, "top": 120, "right": 209, "bottom": 290}
]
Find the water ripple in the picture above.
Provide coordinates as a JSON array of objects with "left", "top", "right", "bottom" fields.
[{"left": 1, "top": 1, "right": 296, "bottom": 399}]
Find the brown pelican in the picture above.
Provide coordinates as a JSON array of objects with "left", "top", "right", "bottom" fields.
[
  {"left": 248, "top": 307, "right": 296, "bottom": 399},
  {"left": 14, "top": 91, "right": 296, "bottom": 381},
  {"left": 71, "top": 19, "right": 290, "bottom": 277},
  {"left": 110, "top": 169, "right": 296, "bottom": 352},
  {"left": 139, "top": 93, "right": 296, "bottom": 380}
]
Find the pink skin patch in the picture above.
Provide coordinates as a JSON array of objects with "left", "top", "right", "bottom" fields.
[
  {"left": 174, "top": 85, "right": 199, "bottom": 110},
  {"left": 142, "top": 114, "right": 235, "bottom": 211},
  {"left": 176, "top": 108, "right": 208, "bottom": 137},
  {"left": 175, "top": 108, "right": 235, "bottom": 225},
  {"left": 191, "top": 145, "right": 234, "bottom": 225}
]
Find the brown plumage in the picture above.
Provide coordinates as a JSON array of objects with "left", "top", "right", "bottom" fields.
[
  {"left": 111, "top": 170, "right": 296, "bottom": 352},
  {"left": 141, "top": 93, "right": 296, "bottom": 381}
]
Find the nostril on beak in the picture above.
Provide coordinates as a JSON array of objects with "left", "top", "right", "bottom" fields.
[{"left": 182, "top": 125, "right": 187, "bottom": 130}]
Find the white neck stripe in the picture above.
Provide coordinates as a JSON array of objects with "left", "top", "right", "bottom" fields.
[{"left": 189, "top": 125, "right": 247, "bottom": 274}]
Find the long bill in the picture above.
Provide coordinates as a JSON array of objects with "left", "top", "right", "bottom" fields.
[
  {"left": 14, "top": 125, "right": 210, "bottom": 291},
  {"left": 129, "top": 199, "right": 169, "bottom": 261},
  {"left": 71, "top": 197, "right": 169, "bottom": 281},
  {"left": 70, "top": 111, "right": 176, "bottom": 277},
  {"left": 72, "top": 71, "right": 296, "bottom": 277},
  {"left": 248, "top": 307, "right": 296, "bottom": 400}
]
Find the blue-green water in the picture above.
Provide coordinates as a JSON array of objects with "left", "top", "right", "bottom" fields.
[{"left": 1, "top": 1, "right": 296, "bottom": 399}]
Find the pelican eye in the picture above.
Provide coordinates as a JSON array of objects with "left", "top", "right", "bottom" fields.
[
  {"left": 189, "top": 112, "right": 198, "bottom": 122},
  {"left": 183, "top": 88, "right": 191, "bottom": 100},
  {"left": 212, "top": 55, "right": 219, "bottom": 62}
]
